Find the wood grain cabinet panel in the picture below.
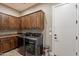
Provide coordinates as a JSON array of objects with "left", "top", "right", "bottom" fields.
[
  {"left": 21, "top": 16, "right": 26, "bottom": 29},
  {"left": 0, "top": 14, "right": 3, "bottom": 30},
  {"left": 0, "top": 36, "right": 18, "bottom": 53},
  {"left": 2, "top": 14, "right": 9, "bottom": 30},
  {"left": 21, "top": 10, "right": 44, "bottom": 31},
  {"left": 30, "top": 12, "right": 37, "bottom": 29},
  {"left": 10, "top": 36, "right": 18, "bottom": 49},
  {"left": 25, "top": 15, "right": 32, "bottom": 29},
  {"left": 30, "top": 11, "right": 44, "bottom": 30},
  {"left": 8, "top": 16, "right": 20, "bottom": 30},
  {"left": 0, "top": 13, "right": 20, "bottom": 31},
  {"left": 21, "top": 15, "right": 32, "bottom": 30},
  {"left": 36, "top": 11, "right": 44, "bottom": 30},
  {"left": 0, "top": 38, "right": 11, "bottom": 53}
]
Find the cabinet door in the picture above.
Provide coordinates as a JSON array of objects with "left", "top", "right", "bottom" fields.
[
  {"left": 52, "top": 4, "right": 76, "bottom": 56},
  {"left": 0, "top": 13, "right": 2, "bottom": 30},
  {"left": 36, "top": 11, "right": 44, "bottom": 30},
  {"left": 30, "top": 13, "right": 37, "bottom": 29},
  {"left": 21, "top": 16, "right": 26, "bottom": 29},
  {"left": 9, "top": 16, "right": 20, "bottom": 30},
  {"left": 0, "top": 39, "right": 1, "bottom": 53},
  {"left": 10, "top": 36, "right": 18, "bottom": 49},
  {"left": 21, "top": 11, "right": 44, "bottom": 30},
  {"left": 1, "top": 38, "right": 11, "bottom": 53},
  {"left": 21, "top": 15, "right": 32, "bottom": 30},
  {"left": 30, "top": 11, "right": 44, "bottom": 30},
  {"left": 25, "top": 15, "right": 32, "bottom": 29},
  {"left": 2, "top": 14, "right": 9, "bottom": 30}
]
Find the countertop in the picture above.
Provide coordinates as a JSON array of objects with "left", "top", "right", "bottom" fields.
[{"left": 0, "top": 34, "right": 19, "bottom": 38}]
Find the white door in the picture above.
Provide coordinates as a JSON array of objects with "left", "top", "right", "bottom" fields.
[
  {"left": 52, "top": 4, "right": 76, "bottom": 56},
  {"left": 77, "top": 4, "right": 79, "bottom": 56}
]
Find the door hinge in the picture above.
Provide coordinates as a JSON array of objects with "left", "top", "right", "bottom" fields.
[
  {"left": 76, "top": 4, "right": 78, "bottom": 8},
  {"left": 76, "top": 20, "right": 78, "bottom": 24},
  {"left": 76, "top": 36, "right": 78, "bottom": 40},
  {"left": 54, "top": 54, "right": 56, "bottom": 56},
  {"left": 76, "top": 52, "right": 78, "bottom": 56}
]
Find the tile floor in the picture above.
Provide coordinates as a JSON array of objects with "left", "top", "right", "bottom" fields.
[{"left": 0, "top": 49, "right": 22, "bottom": 56}]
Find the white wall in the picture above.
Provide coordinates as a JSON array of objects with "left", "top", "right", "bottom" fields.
[
  {"left": 20, "top": 3, "right": 57, "bottom": 50},
  {"left": 0, "top": 4, "right": 20, "bottom": 17}
]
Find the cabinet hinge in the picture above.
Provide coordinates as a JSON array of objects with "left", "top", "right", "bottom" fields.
[
  {"left": 76, "top": 52, "right": 78, "bottom": 56},
  {"left": 76, "top": 4, "right": 78, "bottom": 8},
  {"left": 76, "top": 20, "right": 78, "bottom": 24},
  {"left": 76, "top": 36, "right": 78, "bottom": 40}
]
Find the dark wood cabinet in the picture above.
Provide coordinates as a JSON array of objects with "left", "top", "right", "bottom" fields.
[
  {"left": 30, "top": 11, "right": 44, "bottom": 30},
  {"left": 0, "top": 14, "right": 3, "bottom": 30},
  {"left": 30, "top": 12, "right": 37, "bottom": 29},
  {"left": 21, "top": 10, "right": 44, "bottom": 31},
  {"left": 0, "top": 10, "right": 44, "bottom": 31},
  {"left": 0, "top": 36, "right": 18, "bottom": 53},
  {"left": 21, "top": 16, "right": 26, "bottom": 29},
  {"left": 10, "top": 36, "right": 18, "bottom": 49},
  {"left": 21, "top": 15, "right": 32, "bottom": 29},
  {"left": 0, "top": 13, "right": 9, "bottom": 30},
  {"left": 8, "top": 16, "right": 20, "bottom": 30},
  {"left": 0, "top": 13, "right": 20, "bottom": 31},
  {"left": 36, "top": 12, "right": 44, "bottom": 30},
  {"left": 2, "top": 14, "right": 9, "bottom": 30},
  {"left": 0, "top": 37, "right": 11, "bottom": 53}
]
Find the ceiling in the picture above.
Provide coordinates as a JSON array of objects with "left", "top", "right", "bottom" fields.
[{"left": 1, "top": 3, "right": 38, "bottom": 12}]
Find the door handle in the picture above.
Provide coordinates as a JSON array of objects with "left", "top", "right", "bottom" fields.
[
  {"left": 54, "top": 37, "right": 57, "bottom": 39},
  {"left": 54, "top": 34, "right": 58, "bottom": 40},
  {"left": 54, "top": 34, "right": 57, "bottom": 36}
]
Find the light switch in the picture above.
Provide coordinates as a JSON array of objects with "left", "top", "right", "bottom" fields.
[{"left": 49, "top": 32, "right": 52, "bottom": 36}]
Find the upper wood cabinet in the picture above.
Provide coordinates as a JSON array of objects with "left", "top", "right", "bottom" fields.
[
  {"left": 8, "top": 16, "right": 20, "bottom": 30},
  {"left": 25, "top": 15, "right": 32, "bottom": 29},
  {"left": 21, "top": 15, "right": 32, "bottom": 30},
  {"left": 0, "top": 10, "right": 44, "bottom": 31},
  {"left": 21, "top": 10, "right": 44, "bottom": 31},
  {"left": 0, "top": 13, "right": 9, "bottom": 30},
  {"left": 2, "top": 14, "right": 9, "bottom": 30},
  {"left": 0, "top": 13, "right": 3, "bottom": 30},
  {"left": 0, "top": 13, "right": 20, "bottom": 31},
  {"left": 30, "top": 12, "right": 37, "bottom": 29},
  {"left": 30, "top": 11, "right": 44, "bottom": 30},
  {"left": 21, "top": 16, "right": 26, "bottom": 29}
]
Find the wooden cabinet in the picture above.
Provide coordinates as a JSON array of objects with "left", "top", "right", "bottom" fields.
[
  {"left": 2, "top": 14, "right": 9, "bottom": 30},
  {"left": 37, "top": 11, "right": 44, "bottom": 30},
  {"left": 10, "top": 36, "right": 18, "bottom": 49},
  {"left": 0, "top": 13, "right": 9, "bottom": 30},
  {"left": 30, "top": 12, "right": 37, "bottom": 29},
  {"left": 30, "top": 11, "right": 44, "bottom": 30},
  {"left": 0, "top": 14, "right": 2, "bottom": 30},
  {"left": 25, "top": 15, "right": 32, "bottom": 29},
  {"left": 21, "top": 15, "right": 32, "bottom": 29},
  {"left": 0, "top": 10, "right": 44, "bottom": 31},
  {"left": 21, "top": 10, "right": 44, "bottom": 31},
  {"left": 21, "top": 16, "right": 26, "bottom": 29},
  {"left": 0, "top": 36, "right": 18, "bottom": 53},
  {"left": 8, "top": 16, "right": 20, "bottom": 30},
  {"left": 0, "top": 37, "right": 11, "bottom": 53},
  {"left": 0, "top": 13, "right": 20, "bottom": 31}
]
